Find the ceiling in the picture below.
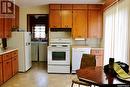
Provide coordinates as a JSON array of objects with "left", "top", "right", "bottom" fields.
[{"left": 15, "top": 0, "right": 105, "bottom": 7}]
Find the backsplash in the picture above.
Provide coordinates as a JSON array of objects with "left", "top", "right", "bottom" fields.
[{"left": 49, "top": 31, "right": 103, "bottom": 48}]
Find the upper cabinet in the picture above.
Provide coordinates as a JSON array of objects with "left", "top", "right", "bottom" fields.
[
  {"left": 49, "top": 4, "right": 72, "bottom": 28},
  {"left": 72, "top": 10, "right": 87, "bottom": 38},
  {"left": 0, "top": 3, "right": 19, "bottom": 38},
  {"left": 49, "top": 4, "right": 103, "bottom": 38},
  {"left": 87, "top": 5, "right": 103, "bottom": 38},
  {"left": 49, "top": 10, "right": 61, "bottom": 28}
]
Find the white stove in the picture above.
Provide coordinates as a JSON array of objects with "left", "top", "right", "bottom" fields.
[{"left": 48, "top": 39, "right": 71, "bottom": 73}]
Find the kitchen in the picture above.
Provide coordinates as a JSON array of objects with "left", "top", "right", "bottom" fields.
[{"left": 0, "top": 0, "right": 130, "bottom": 87}]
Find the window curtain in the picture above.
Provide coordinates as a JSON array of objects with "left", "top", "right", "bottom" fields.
[{"left": 104, "top": 0, "right": 130, "bottom": 65}]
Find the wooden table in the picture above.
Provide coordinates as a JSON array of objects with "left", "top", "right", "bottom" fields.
[{"left": 76, "top": 66, "right": 130, "bottom": 86}]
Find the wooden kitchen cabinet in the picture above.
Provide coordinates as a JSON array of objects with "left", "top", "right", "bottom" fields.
[
  {"left": 88, "top": 5, "right": 103, "bottom": 38},
  {"left": 61, "top": 10, "right": 72, "bottom": 28},
  {"left": 3, "top": 59, "right": 12, "bottom": 82},
  {"left": 12, "top": 5, "right": 19, "bottom": 29},
  {"left": 12, "top": 51, "right": 18, "bottom": 75},
  {"left": 91, "top": 49, "right": 104, "bottom": 66},
  {"left": 49, "top": 10, "right": 61, "bottom": 28},
  {"left": 72, "top": 10, "right": 87, "bottom": 38},
  {"left": 49, "top": 4, "right": 72, "bottom": 28},
  {"left": 0, "top": 18, "right": 4, "bottom": 38},
  {"left": 0, "top": 56, "right": 3, "bottom": 85},
  {"left": 0, "top": 4, "right": 19, "bottom": 38},
  {"left": 4, "top": 18, "right": 12, "bottom": 38}
]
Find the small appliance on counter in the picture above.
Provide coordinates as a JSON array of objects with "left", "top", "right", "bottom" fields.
[{"left": 2, "top": 38, "right": 7, "bottom": 50}]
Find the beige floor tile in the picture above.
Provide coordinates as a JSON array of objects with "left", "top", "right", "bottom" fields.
[{"left": 1, "top": 62, "right": 89, "bottom": 87}]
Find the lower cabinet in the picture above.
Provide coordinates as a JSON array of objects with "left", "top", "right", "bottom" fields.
[
  {"left": 0, "top": 50, "right": 18, "bottom": 85},
  {"left": 12, "top": 56, "right": 18, "bottom": 75},
  {"left": 0, "top": 56, "right": 3, "bottom": 85},
  {"left": 3, "top": 59, "right": 12, "bottom": 82},
  {"left": 91, "top": 49, "right": 104, "bottom": 66}
]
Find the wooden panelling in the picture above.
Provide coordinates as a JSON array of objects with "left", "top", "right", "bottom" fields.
[
  {"left": 12, "top": 56, "right": 18, "bottom": 75},
  {"left": 0, "top": 55, "right": 3, "bottom": 85},
  {"left": 0, "top": 18, "right": 4, "bottom": 38},
  {"left": 104, "top": 0, "right": 119, "bottom": 10}
]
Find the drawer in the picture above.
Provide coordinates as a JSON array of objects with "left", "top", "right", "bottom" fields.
[
  {"left": 3, "top": 52, "right": 12, "bottom": 61},
  {"left": 12, "top": 50, "right": 18, "bottom": 57},
  {"left": 91, "top": 50, "right": 104, "bottom": 56},
  {"left": 0, "top": 55, "right": 3, "bottom": 62}
]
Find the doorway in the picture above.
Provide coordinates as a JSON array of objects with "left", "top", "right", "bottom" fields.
[{"left": 27, "top": 14, "right": 48, "bottom": 63}]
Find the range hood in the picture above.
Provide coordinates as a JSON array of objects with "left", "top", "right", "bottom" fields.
[{"left": 50, "top": 28, "right": 71, "bottom": 32}]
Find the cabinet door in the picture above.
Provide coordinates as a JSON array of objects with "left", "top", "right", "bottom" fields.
[
  {"left": 12, "top": 56, "right": 18, "bottom": 75},
  {"left": 61, "top": 10, "right": 72, "bottom": 28},
  {"left": 0, "top": 18, "right": 4, "bottom": 38},
  {"left": 0, "top": 55, "right": 3, "bottom": 85},
  {"left": 72, "top": 10, "right": 87, "bottom": 38},
  {"left": 3, "top": 59, "right": 12, "bottom": 82},
  {"left": 4, "top": 18, "right": 12, "bottom": 38},
  {"left": 49, "top": 10, "right": 61, "bottom": 28},
  {"left": 88, "top": 9, "right": 103, "bottom": 38}
]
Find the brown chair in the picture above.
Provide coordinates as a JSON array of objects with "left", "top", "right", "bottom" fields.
[{"left": 71, "top": 54, "right": 96, "bottom": 87}]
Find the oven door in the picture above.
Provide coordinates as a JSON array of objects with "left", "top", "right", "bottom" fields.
[{"left": 48, "top": 46, "right": 70, "bottom": 65}]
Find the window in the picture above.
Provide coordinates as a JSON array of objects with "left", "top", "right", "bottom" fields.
[{"left": 34, "top": 25, "right": 46, "bottom": 39}]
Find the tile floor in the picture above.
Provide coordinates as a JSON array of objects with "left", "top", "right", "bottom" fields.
[{"left": 1, "top": 62, "right": 87, "bottom": 87}]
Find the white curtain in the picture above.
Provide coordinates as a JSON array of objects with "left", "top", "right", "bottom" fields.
[{"left": 104, "top": 0, "right": 130, "bottom": 65}]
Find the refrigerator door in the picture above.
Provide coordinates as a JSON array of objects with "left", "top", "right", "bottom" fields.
[{"left": 24, "top": 32, "right": 32, "bottom": 71}]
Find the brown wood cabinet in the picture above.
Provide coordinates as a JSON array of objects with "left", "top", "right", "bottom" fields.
[
  {"left": 1, "top": 50, "right": 18, "bottom": 84},
  {"left": 3, "top": 59, "right": 12, "bottom": 82},
  {"left": 0, "top": 4, "right": 19, "bottom": 38},
  {"left": 49, "top": 4, "right": 72, "bottom": 28},
  {"left": 4, "top": 18, "right": 12, "bottom": 38},
  {"left": 88, "top": 7, "right": 103, "bottom": 38},
  {"left": 12, "top": 51, "right": 18, "bottom": 75},
  {"left": 91, "top": 49, "right": 104, "bottom": 66},
  {"left": 49, "top": 10, "right": 61, "bottom": 28},
  {"left": 72, "top": 10, "right": 87, "bottom": 38},
  {"left": 0, "top": 18, "right": 4, "bottom": 38},
  {"left": 61, "top": 10, "right": 72, "bottom": 28},
  {"left": 0, "top": 56, "right": 3, "bottom": 85}
]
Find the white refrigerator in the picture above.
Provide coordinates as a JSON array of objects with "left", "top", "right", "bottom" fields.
[{"left": 8, "top": 31, "right": 32, "bottom": 72}]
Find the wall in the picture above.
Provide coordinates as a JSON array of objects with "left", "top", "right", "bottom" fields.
[
  {"left": 49, "top": 31, "right": 103, "bottom": 47},
  {"left": 19, "top": 5, "right": 49, "bottom": 30}
]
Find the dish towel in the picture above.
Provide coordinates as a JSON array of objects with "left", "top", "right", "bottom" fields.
[{"left": 114, "top": 63, "right": 130, "bottom": 79}]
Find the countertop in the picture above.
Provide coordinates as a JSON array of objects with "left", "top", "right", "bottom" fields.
[
  {"left": 0, "top": 47, "right": 18, "bottom": 55},
  {"left": 71, "top": 45, "right": 104, "bottom": 50}
]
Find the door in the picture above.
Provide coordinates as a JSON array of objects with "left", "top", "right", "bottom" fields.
[
  {"left": 3, "top": 59, "right": 12, "bottom": 82},
  {"left": 0, "top": 56, "right": 3, "bottom": 85},
  {"left": 48, "top": 47, "right": 70, "bottom": 65},
  {"left": 12, "top": 56, "right": 18, "bottom": 75},
  {"left": 61, "top": 10, "right": 72, "bottom": 28},
  {"left": 88, "top": 9, "right": 103, "bottom": 38},
  {"left": 0, "top": 18, "right": 4, "bottom": 38},
  {"left": 24, "top": 32, "right": 32, "bottom": 71},
  {"left": 49, "top": 10, "right": 61, "bottom": 28},
  {"left": 72, "top": 10, "right": 87, "bottom": 38}
]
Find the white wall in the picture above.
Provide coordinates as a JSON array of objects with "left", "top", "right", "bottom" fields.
[{"left": 19, "top": 5, "right": 49, "bottom": 30}]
